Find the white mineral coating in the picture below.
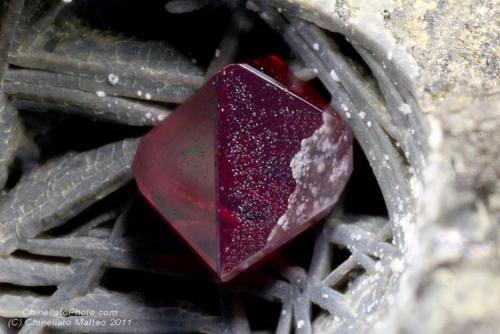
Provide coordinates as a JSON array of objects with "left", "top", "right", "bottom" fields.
[
  {"left": 107, "top": 73, "right": 119, "bottom": 85},
  {"left": 267, "top": 112, "right": 352, "bottom": 242}
]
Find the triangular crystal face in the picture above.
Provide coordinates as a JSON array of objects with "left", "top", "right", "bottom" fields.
[
  {"left": 134, "top": 58, "right": 353, "bottom": 281},
  {"left": 133, "top": 81, "right": 218, "bottom": 272}
]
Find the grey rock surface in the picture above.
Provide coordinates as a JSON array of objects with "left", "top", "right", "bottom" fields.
[{"left": 267, "top": 0, "right": 499, "bottom": 333}]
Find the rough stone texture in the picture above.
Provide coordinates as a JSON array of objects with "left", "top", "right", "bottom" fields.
[{"left": 271, "top": 0, "right": 499, "bottom": 333}]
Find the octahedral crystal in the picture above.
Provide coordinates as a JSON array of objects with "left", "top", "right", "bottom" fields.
[{"left": 133, "top": 56, "right": 353, "bottom": 281}]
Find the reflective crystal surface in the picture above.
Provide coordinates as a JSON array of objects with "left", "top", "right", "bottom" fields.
[{"left": 133, "top": 57, "right": 353, "bottom": 281}]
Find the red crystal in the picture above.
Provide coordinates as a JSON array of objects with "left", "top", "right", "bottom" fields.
[{"left": 133, "top": 56, "right": 353, "bottom": 281}]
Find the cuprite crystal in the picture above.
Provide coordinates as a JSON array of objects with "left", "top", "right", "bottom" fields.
[{"left": 133, "top": 56, "right": 353, "bottom": 281}]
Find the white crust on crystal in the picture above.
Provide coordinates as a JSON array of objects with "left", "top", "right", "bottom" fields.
[{"left": 267, "top": 112, "right": 352, "bottom": 242}]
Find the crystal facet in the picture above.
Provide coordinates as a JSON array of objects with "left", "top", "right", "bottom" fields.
[{"left": 133, "top": 57, "right": 353, "bottom": 281}]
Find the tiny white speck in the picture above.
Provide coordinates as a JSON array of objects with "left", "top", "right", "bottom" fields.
[
  {"left": 191, "top": 58, "right": 197, "bottom": 64},
  {"left": 215, "top": 49, "right": 221, "bottom": 57},
  {"left": 312, "top": 68, "right": 319, "bottom": 74},
  {"left": 317, "top": 162, "right": 325, "bottom": 173},
  {"left": 367, "top": 121, "right": 372, "bottom": 127},
  {"left": 341, "top": 104, "right": 348, "bottom": 111},
  {"left": 322, "top": 293, "right": 329, "bottom": 299},
  {"left": 387, "top": 50, "right": 393, "bottom": 60},
  {"left": 391, "top": 258, "right": 404, "bottom": 272},
  {"left": 96, "top": 90, "right": 105, "bottom": 97},
  {"left": 310, "top": 186, "right": 319, "bottom": 196},
  {"left": 329, "top": 69, "right": 340, "bottom": 82},
  {"left": 137, "top": 90, "right": 142, "bottom": 96},
  {"left": 277, "top": 216, "right": 286, "bottom": 226},
  {"left": 145, "top": 112, "right": 152, "bottom": 119},
  {"left": 297, "top": 320, "right": 305, "bottom": 329},
  {"left": 313, "top": 43, "right": 319, "bottom": 51},
  {"left": 158, "top": 114, "right": 166, "bottom": 121},
  {"left": 345, "top": 112, "right": 351, "bottom": 119},
  {"left": 359, "top": 111, "right": 366, "bottom": 119},
  {"left": 398, "top": 103, "right": 411, "bottom": 115},
  {"left": 107, "top": 73, "right": 119, "bottom": 85},
  {"left": 62, "top": 0, "right": 72, "bottom": 3},
  {"left": 145, "top": 93, "right": 152, "bottom": 100},
  {"left": 281, "top": 309, "right": 287, "bottom": 316}
]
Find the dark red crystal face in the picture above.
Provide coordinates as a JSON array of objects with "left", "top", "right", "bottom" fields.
[{"left": 133, "top": 58, "right": 353, "bottom": 281}]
